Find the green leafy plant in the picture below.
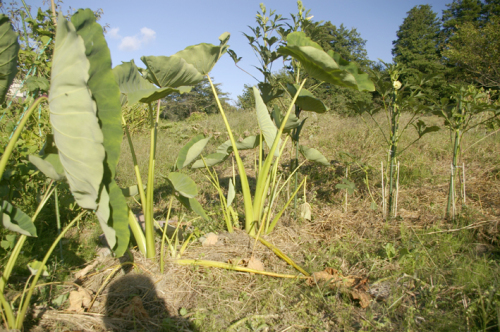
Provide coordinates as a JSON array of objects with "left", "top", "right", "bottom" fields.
[
  {"left": 432, "top": 84, "right": 500, "bottom": 219},
  {"left": 350, "top": 62, "right": 439, "bottom": 218}
]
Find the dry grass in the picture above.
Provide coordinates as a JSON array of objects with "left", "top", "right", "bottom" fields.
[{"left": 29, "top": 110, "right": 500, "bottom": 331}]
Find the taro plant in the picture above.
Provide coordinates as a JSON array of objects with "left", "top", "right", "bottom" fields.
[
  {"left": 0, "top": 9, "right": 134, "bottom": 329},
  {"left": 432, "top": 84, "right": 500, "bottom": 219},
  {"left": 191, "top": 31, "right": 374, "bottom": 238},
  {"left": 113, "top": 33, "right": 230, "bottom": 258},
  {"left": 350, "top": 62, "right": 439, "bottom": 218}
]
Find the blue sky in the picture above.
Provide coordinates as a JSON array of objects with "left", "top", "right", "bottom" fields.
[{"left": 25, "top": 0, "right": 451, "bottom": 103}]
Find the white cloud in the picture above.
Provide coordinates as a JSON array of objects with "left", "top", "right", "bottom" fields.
[
  {"left": 108, "top": 27, "right": 121, "bottom": 39},
  {"left": 118, "top": 27, "right": 156, "bottom": 52},
  {"left": 140, "top": 27, "right": 156, "bottom": 44}
]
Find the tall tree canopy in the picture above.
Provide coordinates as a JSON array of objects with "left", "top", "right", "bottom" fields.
[
  {"left": 392, "top": 5, "right": 444, "bottom": 76},
  {"left": 443, "top": 0, "right": 500, "bottom": 87}
]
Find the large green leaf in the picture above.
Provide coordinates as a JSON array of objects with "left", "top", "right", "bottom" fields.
[
  {"left": 49, "top": 12, "right": 104, "bottom": 210},
  {"left": 278, "top": 32, "right": 374, "bottom": 91},
  {"left": 167, "top": 172, "right": 198, "bottom": 198},
  {"left": 113, "top": 60, "right": 191, "bottom": 105},
  {"left": 299, "top": 145, "right": 330, "bottom": 166},
  {"left": 191, "top": 153, "right": 229, "bottom": 169},
  {"left": 176, "top": 134, "right": 211, "bottom": 170},
  {"left": 258, "top": 82, "right": 284, "bottom": 105},
  {"left": 0, "top": 15, "right": 19, "bottom": 104},
  {"left": 140, "top": 55, "right": 204, "bottom": 88},
  {"left": 177, "top": 196, "right": 209, "bottom": 221},
  {"left": 272, "top": 106, "right": 301, "bottom": 132},
  {"left": 216, "top": 135, "right": 261, "bottom": 155},
  {"left": 286, "top": 84, "right": 327, "bottom": 113},
  {"left": 174, "top": 32, "right": 230, "bottom": 76},
  {"left": 72, "top": 9, "right": 129, "bottom": 255},
  {"left": 254, "top": 86, "right": 280, "bottom": 156},
  {"left": 1, "top": 200, "right": 36, "bottom": 237},
  {"left": 29, "top": 154, "right": 65, "bottom": 181}
]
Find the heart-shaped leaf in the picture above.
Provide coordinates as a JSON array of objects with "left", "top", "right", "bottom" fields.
[
  {"left": 279, "top": 32, "right": 374, "bottom": 91},
  {"left": 113, "top": 60, "right": 192, "bottom": 105},
  {"left": 286, "top": 84, "right": 327, "bottom": 113},
  {"left": 254, "top": 86, "right": 280, "bottom": 156},
  {"left": 299, "top": 145, "right": 329, "bottom": 166},
  {"left": 72, "top": 9, "right": 130, "bottom": 256},
  {"left": 49, "top": 12, "right": 105, "bottom": 210},
  {"left": 167, "top": 172, "right": 198, "bottom": 198},
  {"left": 29, "top": 154, "right": 65, "bottom": 181},
  {"left": 174, "top": 32, "right": 230, "bottom": 76},
  {"left": 176, "top": 134, "right": 211, "bottom": 170},
  {"left": 1, "top": 200, "right": 36, "bottom": 237},
  {"left": 176, "top": 196, "right": 209, "bottom": 221},
  {"left": 191, "top": 153, "right": 229, "bottom": 169},
  {"left": 0, "top": 15, "right": 19, "bottom": 104},
  {"left": 140, "top": 55, "right": 204, "bottom": 88}
]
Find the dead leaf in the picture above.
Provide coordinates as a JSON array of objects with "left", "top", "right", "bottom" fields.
[
  {"left": 201, "top": 232, "right": 218, "bottom": 247},
  {"left": 351, "top": 289, "right": 372, "bottom": 308},
  {"left": 67, "top": 288, "right": 92, "bottom": 313},
  {"left": 300, "top": 202, "right": 312, "bottom": 221},
  {"left": 246, "top": 257, "right": 264, "bottom": 271},
  {"left": 308, "top": 268, "right": 372, "bottom": 307}
]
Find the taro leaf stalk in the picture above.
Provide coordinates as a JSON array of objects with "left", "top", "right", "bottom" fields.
[{"left": 433, "top": 85, "right": 500, "bottom": 220}]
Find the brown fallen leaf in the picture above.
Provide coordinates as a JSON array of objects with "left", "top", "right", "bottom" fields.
[
  {"left": 351, "top": 289, "right": 372, "bottom": 308},
  {"left": 308, "top": 268, "right": 372, "bottom": 307},
  {"left": 67, "top": 288, "right": 92, "bottom": 313}
]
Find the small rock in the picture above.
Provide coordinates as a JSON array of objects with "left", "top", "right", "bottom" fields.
[
  {"left": 246, "top": 257, "right": 265, "bottom": 271},
  {"left": 200, "top": 232, "right": 218, "bottom": 247}
]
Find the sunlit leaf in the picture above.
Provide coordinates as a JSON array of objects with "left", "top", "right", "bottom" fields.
[
  {"left": 174, "top": 32, "right": 230, "bottom": 76},
  {"left": 167, "top": 172, "right": 198, "bottom": 198},
  {"left": 0, "top": 14, "right": 19, "bottom": 104},
  {"left": 286, "top": 84, "right": 327, "bottom": 113},
  {"left": 299, "top": 145, "right": 329, "bottom": 166},
  {"left": 176, "top": 134, "right": 211, "bottom": 170},
  {"left": 113, "top": 60, "right": 192, "bottom": 105},
  {"left": 191, "top": 153, "right": 229, "bottom": 169},
  {"left": 278, "top": 32, "right": 374, "bottom": 91},
  {"left": 140, "top": 55, "right": 204, "bottom": 88},
  {"left": 254, "top": 86, "right": 280, "bottom": 156},
  {"left": 29, "top": 154, "right": 65, "bottom": 181},
  {"left": 227, "top": 178, "right": 235, "bottom": 207},
  {"left": 1, "top": 200, "right": 36, "bottom": 237},
  {"left": 177, "top": 196, "right": 209, "bottom": 221},
  {"left": 49, "top": 12, "right": 104, "bottom": 210},
  {"left": 27, "top": 260, "right": 49, "bottom": 276},
  {"left": 72, "top": 9, "right": 129, "bottom": 256}
]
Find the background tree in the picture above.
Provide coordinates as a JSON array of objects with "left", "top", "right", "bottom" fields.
[
  {"left": 392, "top": 4, "right": 446, "bottom": 98},
  {"left": 441, "top": 0, "right": 500, "bottom": 87},
  {"left": 161, "top": 77, "right": 232, "bottom": 120},
  {"left": 443, "top": 18, "right": 500, "bottom": 88}
]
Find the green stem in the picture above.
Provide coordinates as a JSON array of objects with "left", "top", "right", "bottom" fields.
[
  {"left": 54, "top": 186, "right": 63, "bottom": 261},
  {"left": 387, "top": 98, "right": 399, "bottom": 218},
  {"left": 447, "top": 130, "right": 461, "bottom": 219},
  {"left": 160, "top": 197, "right": 174, "bottom": 273},
  {"left": 0, "top": 97, "right": 47, "bottom": 179},
  {"left": 122, "top": 116, "right": 147, "bottom": 216},
  {"left": 207, "top": 75, "right": 255, "bottom": 232},
  {"left": 144, "top": 101, "right": 160, "bottom": 258},
  {"left": 293, "top": 138, "right": 299, "bottom": 209},
  {"left": 15, "top": 210, "right": 86, "bottom": 329}
]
